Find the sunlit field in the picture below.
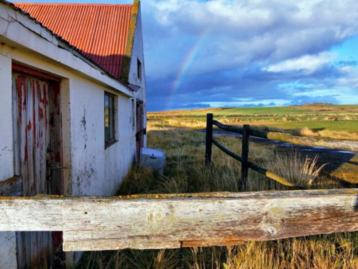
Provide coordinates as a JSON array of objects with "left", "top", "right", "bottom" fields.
[
  {"left": 148, "top": 104, "right": 358, "bottom": 140},
  {"left": 77, "top": 105, "right": 358, "bottom": 268}
]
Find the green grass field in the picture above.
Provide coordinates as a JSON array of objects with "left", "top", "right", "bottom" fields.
[
  {"left": 156, "top": 104, "right": 358, "bottom": 116},
  {"left": 262, "top": 120, "right": 358, "bottom": 133},
  {"left": 148, "top": 104, "right": 358, "bottom": 139}
]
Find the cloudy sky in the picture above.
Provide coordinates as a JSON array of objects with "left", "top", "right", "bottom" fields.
[{"left": 10, "top": 0, "right": 358, "bottom": 111}]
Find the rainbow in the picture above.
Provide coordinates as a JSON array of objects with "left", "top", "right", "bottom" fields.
[{"left": 166, "top": 26, "right": 212, "bottom": 110}]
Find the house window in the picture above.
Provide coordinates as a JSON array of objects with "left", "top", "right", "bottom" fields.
[
  {"left": 105, "top": 92, "right": 116, "bottom": 146},
  {"left": 131, "top": 98, "right": 135, "bottom": 130},
  {"left": 137, "top": 58, "right": 142, "bottom": 81}
]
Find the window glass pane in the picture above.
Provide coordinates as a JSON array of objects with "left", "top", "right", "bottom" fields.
[
  {"left": 104, "top": 92, "right": 115, "bottom": 145},
  {"left": 105, "top": 94, "right": 110, "bottom": 142},
  {"left": 137, "top": 59, "right": 142, "bottom": 81},
  {"left": 109, "top": 96, "right": 114, "bottom": 140},
  {"left": 105, "top": 95, "right": 109, "bottom": 128}
]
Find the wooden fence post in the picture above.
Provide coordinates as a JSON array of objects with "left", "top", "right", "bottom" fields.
[
  {"left": 205, "top": 113, "right": 213, "bottom": 165},
  {"left": 241, "top": 125, "right": 250, "bottom": 191}
]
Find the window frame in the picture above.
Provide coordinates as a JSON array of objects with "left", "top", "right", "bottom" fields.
[
  {"left": 104, "top": 92, "right": 117, "bottom": 148},
  {"left": 137, "top": 58, "right": 142, "bottom": 81}
]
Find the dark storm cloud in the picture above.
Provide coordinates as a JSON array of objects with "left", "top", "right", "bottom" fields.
[{"left": 141, "top": 0, "right": 358, "bottom": 110}]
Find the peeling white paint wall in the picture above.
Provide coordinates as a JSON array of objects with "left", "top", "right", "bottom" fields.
[
  {"left": 0, "top": 45, "right": 17, "bottom": 269},
  {"left": 103, "top": 96, "right": 136, "bottom": 194},
  {"left": 69, "top": 77, "right": 105, "bottom": 195},
  {"left": 0, "top": 1, "right": 147, "bottom": 266},
  {"left": 0, "top": 45, "right": 14, "bottom": 181},
  {"left": 68, "top": 77, "right": 138, "bottom": 196},
  {"left": 128, "top": 4, "right": 147, "bottom": 146},
  {"left": 128, "top": 7, "right": 146, "bottom": 91},
  {"left": 0, "top": 232, "right": 17, "bottom": 269}
]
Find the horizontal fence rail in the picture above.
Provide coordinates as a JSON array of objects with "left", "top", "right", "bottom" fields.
[
  {"left": 205, "top": 113, "right": 306, "bottom": 190},
  {"left": 212, "top": 117, "right": 358, "bottom": 151},
  {"left": 211, "top": 138, "right": 305, "bottom": 189},
  {"left": 1, "top": 189, "right": 358, "bottom": 251}
]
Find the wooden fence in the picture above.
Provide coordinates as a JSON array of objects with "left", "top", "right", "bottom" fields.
[
  {"left": 1, "top": 115, "right": 358, "bottom": 252},
  {"left": 1, "top": 166, "right": 358, "bottom": 251},
  {"left": 205, "top": 113, "right": 306, "bottom": 191},
  {"left": 1, "top": 189, "right": 358, "bottom": 251}
]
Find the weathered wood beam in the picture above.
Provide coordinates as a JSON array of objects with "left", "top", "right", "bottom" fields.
[
  {"left": 212, "top": 138, "right": 243, "bottom": 162},
  {"left": 0, "top": 195, "right": 63, "bottom": 231},
  {"left": 1, "top": 190, "right": 358, "bottom": 251},
  {"left": 205, "top": 113, "right": 213, "bottom": 165},
  {"left": 213, "top": 120, "right": 244, "bottom": 134}
]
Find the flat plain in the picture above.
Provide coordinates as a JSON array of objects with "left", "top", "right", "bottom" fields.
[{"left": 149, "top": 104, "right": 358, "bottom": 184}]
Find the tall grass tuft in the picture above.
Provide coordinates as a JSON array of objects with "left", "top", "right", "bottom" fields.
[{"left": 267, "top": 151, "right": 326, "bottom": 187}]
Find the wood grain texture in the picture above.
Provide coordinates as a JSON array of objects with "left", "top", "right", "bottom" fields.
[
  {"left": 0, "top": 196, "right": 63, "bottom": 231},
  {"left": 62, "top": 189, "right": 358, "bottom": 251},
  {"left": 1, "top": 189, "right": 358, "bottom": 251}
]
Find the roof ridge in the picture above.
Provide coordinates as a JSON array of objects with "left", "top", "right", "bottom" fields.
[
  {"left": 120, "top": 0, "right": 140, "bottom": 83},
  {"left": 14, "top": 3, "right": 132, "bottom": 6}
]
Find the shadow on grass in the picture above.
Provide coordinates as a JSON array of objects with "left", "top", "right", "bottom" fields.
[
  {"left": 311, "top": 127, "right": 325, "bottom": 133},
  {"left": 347, "top": 161, "right": 358, "bottom": 167}
]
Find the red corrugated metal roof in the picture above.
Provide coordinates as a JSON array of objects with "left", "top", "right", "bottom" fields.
[{"left": 14, "top": 3, "right": 133, "bottom": 79}]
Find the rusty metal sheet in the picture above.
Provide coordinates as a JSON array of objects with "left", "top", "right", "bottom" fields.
[{"left": 14, "top": 3, "right": 133, "bottom": 79}]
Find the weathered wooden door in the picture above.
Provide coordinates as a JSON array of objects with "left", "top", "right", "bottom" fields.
[
  {"left": 136, "top": 101, "right": 145, "bottom": 161},
  {"left": 12, "top": 70, "right": 63, "bottom": 269}
]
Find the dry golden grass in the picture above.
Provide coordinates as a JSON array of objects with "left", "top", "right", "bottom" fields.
[
  {"left": 148, "top": 108, "right": 358, "bottom": 142},
  {"left": 150, "top": 117, "right": 358, "bottom": 142},
  {"left": 77, "top": 121, "right": 358, "bottom": 269},
  {"left": 268, "top": 151, "right": 325, "bottom": 186},
  {"left": 315, "top": 130, "right": 358, "bottom": 140}
]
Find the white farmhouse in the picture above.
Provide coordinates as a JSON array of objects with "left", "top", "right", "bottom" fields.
[{"left": 0, "top": 0, "right": 146, "bottom": 267}]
